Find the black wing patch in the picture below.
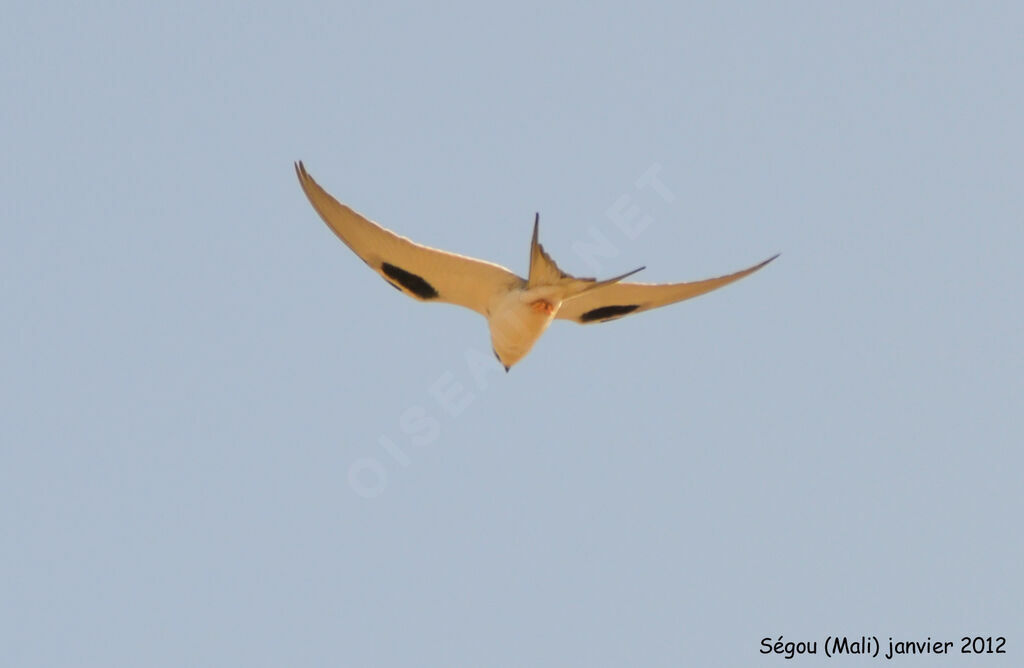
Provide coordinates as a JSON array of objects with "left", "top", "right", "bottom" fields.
[
  {"left": 381, "top": 262, "right": 439, "bottom": 299},
  {"left": 579, "top": 304, "right": 640, "bottom": 322}
]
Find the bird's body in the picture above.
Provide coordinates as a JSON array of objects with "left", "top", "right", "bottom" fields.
[
  {"left": 295, "top": 161, "right": 777, "bottom": 370},
  {"left": 487, "top": 287, "right": 557, "bottom": 369}
]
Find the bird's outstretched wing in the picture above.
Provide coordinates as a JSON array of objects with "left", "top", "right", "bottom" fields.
[
  {"left": 296, "top": 161, "right": 523, "bottom": 316},
  {"left": 555, "top": 255, "right": 778, "bottom": 324}
]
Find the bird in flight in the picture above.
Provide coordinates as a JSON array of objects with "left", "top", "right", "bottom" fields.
[{"left": 295, "top": 161, "right": 777, "bottom": 371}]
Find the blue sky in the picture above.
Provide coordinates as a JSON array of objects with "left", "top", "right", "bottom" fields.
[{"left": 3, "top": 2, "right": 1022, "bottom": 665}]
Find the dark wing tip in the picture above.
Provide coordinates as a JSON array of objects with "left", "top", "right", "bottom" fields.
[{"left": 741, "top": 253, "right": 780, "bottom": 275}]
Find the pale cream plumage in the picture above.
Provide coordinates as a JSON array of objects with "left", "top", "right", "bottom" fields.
[{"left": 295, "top": 161, "right": 777, "bottom": 370}]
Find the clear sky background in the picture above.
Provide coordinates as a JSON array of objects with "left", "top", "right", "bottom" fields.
[{"left": 3, "top": 2, "right": 1022, "bottom": 666}]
